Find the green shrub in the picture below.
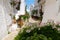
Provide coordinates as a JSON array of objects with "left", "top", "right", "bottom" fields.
[{"left": 14, "top": 24, "right": 60, "bottom": 40}]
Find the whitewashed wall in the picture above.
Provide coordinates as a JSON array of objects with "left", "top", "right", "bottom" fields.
[
  {"left": 54, "top": 0, "right": 60, "bottom": 23},
  {"left": 0, "top": 0, "right": 13, "bottom": 40},
  {"left": 42, "top": 0, "right": 59, "bottom": 23},
  {"left": 3, "top": 0, "right": 12, "bottom": 25}
]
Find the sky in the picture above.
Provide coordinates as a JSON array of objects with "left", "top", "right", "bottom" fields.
[{"left": 25, "top": 0, "right": 34, "bottom": 12}]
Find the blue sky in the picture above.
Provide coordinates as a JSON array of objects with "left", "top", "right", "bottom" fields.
[{"left": 25, "top": 0, "right": 34, "bottom": 12}]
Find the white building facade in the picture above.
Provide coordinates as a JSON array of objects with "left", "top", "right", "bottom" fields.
[{"left": 36, "top": 0, "right": 60, "bottom": 24}]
